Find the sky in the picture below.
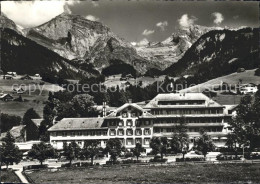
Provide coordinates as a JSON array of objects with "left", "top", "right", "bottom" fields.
[{"left": 1, "top": 0, "right": 259, "bottom": 43}]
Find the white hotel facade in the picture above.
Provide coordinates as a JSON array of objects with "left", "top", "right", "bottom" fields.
[{"left": 48, "top": 93, "right": 234, "bottom": 152}]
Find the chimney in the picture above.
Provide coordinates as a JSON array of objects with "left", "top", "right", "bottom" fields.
[
  {"left": 128, "top": 99, "right": 132, "bottom": 103},
  {"left": 102, "top": 102, "right": 107, "bottom": 117}
]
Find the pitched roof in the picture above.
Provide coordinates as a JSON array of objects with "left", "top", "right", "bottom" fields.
[
  {"left": 31, "top": 119, "right": 43, "bottom": 127},
  {"left": 106, "top": 103, "right": 154, "bottom": 118},
  {"left": 144, "top": 93, "right": 223, "bottom": 108},
  {"left": 48, "top": 117, "right": 106, "bottom": 131},
  {"left": 0, "top": 93, "right": 13, "bottom": 99}
]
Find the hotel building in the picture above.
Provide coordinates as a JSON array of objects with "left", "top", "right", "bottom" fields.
[{"left": 48, "top": 93, "right": 233, "bottom": 152}]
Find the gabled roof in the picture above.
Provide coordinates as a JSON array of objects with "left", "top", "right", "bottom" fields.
[
  {"left": 48, "top": 117, "right": 106, "bottom": 131},
  {"left": 0, "top": 93, "right": 13, "bottom": 99},
  {"left": 106, "top": 103, "right": 154, "bottom": 118},
  {"left": 31, "top": 119, "right": 44, "bottom": 127},
  {"left": 144, "top": 93, "right": 223, "bottom": 108}
]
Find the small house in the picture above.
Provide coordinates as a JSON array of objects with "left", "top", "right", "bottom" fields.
[
  {"left": 7, "top": 72, "right": 17, "bottom": 76},
  {"left": 3, "top": 75, "right": 13, "bottom": 80},
  {"left": 0, "top": 93, "right": 14, "bottom": 101},
  {"left": 20, "top": 74, "right": 33, "bottom": 80}
]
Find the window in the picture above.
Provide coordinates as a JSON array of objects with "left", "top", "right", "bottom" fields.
[
  {"left": 127, "top": 139, "right": 133, "bottom": 145},
  {"left": 118, "top": 129, "right": 124, "bottom": 136},
  {"left": 103, "top": 131, "right": 107, "bottom": 136},
  {"left": 127, "top": 120, "right": 133, "bottom": 126},
  {"left": 122, "top": 112, "right": 128, "bottom": 118},
  {"left": 154, "top": 128, "right": 160, "bottom": 133},
  {"left": 71, "top": 132, "right": 75, "bottom": 136},
  {"left": 110, "top": 129, "right": 116, "bottom": 136},
  {"left": 126, "top": 129, "right": 133, "bottom": 136},
  {"left": 145, "top": 121, "right": 150, "bottom": 126},
  {"left": 131, "top": 112, "right": 136, "bottom": 117},
  {"left": 118, "top": 121, "right": 124, "bottom": 127},
  {"left": 144, "top": 129, "right": 150, "bottom": 135},
  {"left": 52, "top": 132, "right": 57, "bottom": 136},
  {"left": 136, "top": 138, "right": 142, "bottom": 144},
  {"left": 77, "top": 132, "right": 82, "bottom": 136},
  {"left": 90, "top": 131, "right": 95, "bottom": 136},
  {"left": 110, "top": 121, "right": 116, "bottom": 126},
  {"left": 62, "top": 132, "right": 67, "bottom": 136},
  {"left": 135, "top": 129, "right": 142, "bottom": 136},
  {"left": 144, "top": 138, "right": 150, "bottom": 145}
]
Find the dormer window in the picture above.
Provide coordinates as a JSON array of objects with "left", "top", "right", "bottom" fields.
[
  {"left": 122, "top": 112, "right": 128, "bottom": 118},
  {"left": 131, "top": 112, "right": 136, "bottom": 117}
]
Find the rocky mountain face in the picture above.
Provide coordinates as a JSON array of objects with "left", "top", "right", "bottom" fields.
[
  {"left": 135, "top": 25, "right": 223, "bottom": 70},
  {"left": 0, "top": 14, "right": 23, "bottom": 34},
  {"left": 24, "top": 13, "right": 158, "bottom": 75},
  {"left": 1, "top": 27, "right": 99, "bottom": 79},
  {"left": 163, "top": 28, "right": 259, "bottom": 83}
]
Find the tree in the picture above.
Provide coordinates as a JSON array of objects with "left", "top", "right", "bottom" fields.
[
  {"left": 226, "top": 133, "right": 240, "bottom": 158},
  {"left": 82, "top": 140, "right": 101, "bottom": 165},
  {"left": 22, "top": 108, "right": 40, "bottom": 141},
  {"left": 170, "top": 117, "right": 190, "bottom": 159},
  {"left": 1, "top": 131, "right": 22, "bottom": 168},
  {"left": 28, "top": 142, "right": 55, "bottom": 165},
  {"left": 150, "top": 137, "right": 168, "bottom": 159},
  {"left": 194, "top": 130, "right": 215, "bottom": 158},
  {"left": 71, "top": 94, "right": 96, "bottom": 117},
  {"left": 105, "top": 138, "right": 122, "bottom": 163},
  {"left": 132, "top": 143, "right": 145, "bottom": 161},
  {"left": 63, "top": 141, "right": 80, "bottom": 165},
  {"left": 0, "top": 113, "right": 21, "bottom": 133},
  {"left": 229, "top": 90, "right": 260, "bottom": 150}
]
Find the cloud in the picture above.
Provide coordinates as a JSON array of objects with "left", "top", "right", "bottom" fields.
[
  {"left": 131, "top": 38, "right": 149, "bottom": 47},
  {"left": 212, "top": 12, "right": 224, "bottom": 25},
  {"left": 142, "top": 29, "right": 155, "bottom": 36},
  {"left": 1, "top": 1, "right": 80, "bottom": 28},
  {"left": 85, "top": 15, "right": 100, "bottom": 22},
  {"left": 156, "top": 21, "right": 168, "bottom": 31},
  {"left": 91, "top": 1, "right": 99, "bottom": 7},
  {"left": 178, "top": 14, "right": 197, "bottom": 30}
]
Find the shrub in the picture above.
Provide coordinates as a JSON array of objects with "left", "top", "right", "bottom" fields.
[
  {"left": 122, "top": 160, "right": 141, "bottom": 164},
  {"left": 149, "top": 158, "right": 168, "bottom": 163},
  {"left": 106, "top": 161, "right": 120, "bottom": 165},
  {"left": 216, "top": 154, "right": 241, "bottom": 161},
  {"left": 125, "top": 152, "right": 133, "bottom": 158},
  {"left": 245, "top": 153, "right": 260, "bottom": 160},
  {"left": 176, "top": 157, "right": 205, "bottom": 162},
  {"left": 23, "top": 164, "right": 47, "bottom": 170},
  {"left": 255, "top": 68, "right": 260, "bottom": 76}
]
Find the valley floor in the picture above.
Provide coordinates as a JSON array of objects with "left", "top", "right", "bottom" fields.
[{"left": 27, "top": 163, "right": 260, "bottom": 184}]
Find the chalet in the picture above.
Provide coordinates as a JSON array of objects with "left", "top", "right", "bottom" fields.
[
  {"left": 20, "top": 74, "right": 33, "bottom": 80},
  {"left": 239, "top": 83, "right": 258, "bottom": 94},
  {"left": 3, "top": 75, "right": 13, "bottom": 80},
  {"left": 0, "top": 93, "right": 14, "bottom": 101},
  {"left": 0, "top": 125, "right": 26, "bottom": 142},
  {"left": 7, "top": 72, "right": 17, "bottom": 76},
  {"left": 126, "top": 74, "right": 134, "bottom": 79},
  {"left": 34, "top": 74, "right": 40, "bottom": 77}
]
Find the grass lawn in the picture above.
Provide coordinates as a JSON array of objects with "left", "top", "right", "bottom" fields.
[
  {"left": 0, "top": 77, "right": 63, "bottom": 117},
  {"left": 0, "top": 170, "right": 21, "bottom": 183},
  {"left": 27, "top": 163, "right": 260, "bottom": 183}
]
